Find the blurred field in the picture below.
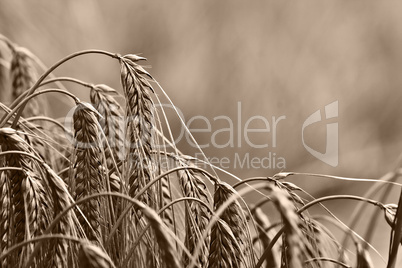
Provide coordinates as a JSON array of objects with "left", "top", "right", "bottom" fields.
[{"left": 1, "top": 1, "right": 402, "bottom": 266}]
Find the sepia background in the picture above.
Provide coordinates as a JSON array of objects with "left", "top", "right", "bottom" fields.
[{"left": 1, "top": 1, "right": 402, "bottom": 266}]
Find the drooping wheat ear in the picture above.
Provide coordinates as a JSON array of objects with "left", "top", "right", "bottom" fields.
[
  {"left": 9, "top": 46, "right": 44, "bottom": 117},
  {"left": 209, "top": 181, "right": 253, "bottom": 268},
  {"left": 252, "top": 207, "right": 278, "bottom": 268},
  {"left": 273, "top": 180, "right": 323, "bottom": 266},
  {"left": 90, "top": 84, "right": 124, "bottom": 173},
  {"left": 79, "top": 242, "right": 116, "bottom": 268},
  {"left": 139, "top": 203, "right": 181, "bottom": 268},
  {"left": 208, "top": 219, "right": 244, "bottom": 268},
  {"left": 178, "top": 166, "right": 212, "bottom": 267},
  {"left": 0, "top": 128, "right": 51, "bottom": 266},
  {"left": 356, "top": 243, "right": 373, "bottom": 268},
  {"left": 44, "top": 163, "right": 79, "bottom": 266},
  {"left": 9, "top": 46, "right": 48, "bottom": 168},
  {"left": 277, "top": 181, "right": 305, "bottom": 206},
  {"left": 119, "top": 54, "right": 155, "bottom": 204},
  {"left": 266, "top": 184, "right": 306, "bottom": 268},
  {"left": 73, "top": 103, "right": 104, "bottom": 244}
]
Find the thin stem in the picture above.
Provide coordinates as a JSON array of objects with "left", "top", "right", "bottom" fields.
[
  {"left": 40, "top": 77, "right": 93, "bottom": 88},
  {"left": 0, "top": 89, "right": 79, "bottom": 127},
  {"left": 304, "top": 257, "right": 351, "bottom": 268},
  {"left": 0, "top": 49, "right": 120, "bottom": 128},
  {"left": 232, "top": 177, "right": 270, "bottom": 189},
  {"left": 297, "top": 195, "right": 385, "bottom": 214},
  {"left": 106, "top": 166, "right": 217, "bottom": 247},
  {"left": 157, "top": 197, "right": 213, "bottom": 215},
  {"left": 0, "top": 234, "right": 82, "bottom": 262},
  {"left": 254, "top": 194, "right": 385, "bottom": 268}
]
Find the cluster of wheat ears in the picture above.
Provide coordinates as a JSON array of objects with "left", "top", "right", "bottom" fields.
[{"left": 0, "top": 34, "right": 401, "bottom": 268}]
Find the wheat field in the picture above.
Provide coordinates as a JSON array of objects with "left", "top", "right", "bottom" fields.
[{"left": 0, "top": 33, "right": 401, "bottom": 268}]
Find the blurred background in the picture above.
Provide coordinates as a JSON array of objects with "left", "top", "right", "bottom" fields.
[{"left": 1, "top": 0, "right": 402, "bottom": 266}]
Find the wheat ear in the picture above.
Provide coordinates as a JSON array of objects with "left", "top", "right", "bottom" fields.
[
  {"left": 265, "top": 184, "right": 306, "bottom": 268},
  {"left": 253, "top": 207, "right": 278, "bottom": 268},
  {"left": 73, "top": 103, "right": 104, "bottom": 243},
  {"left": 119, "top": 55, "right": 155, "bottom": 204},
  {"left": 79, "top": 242, "right": 116, "bottom": 268},
  {"left": 9, "top": 46, "right": 43, "bottom": 117},
  {"left": 208, "top": 219, "right": 244, "bottom": 268},
  {"left": 211, "top": 181, "right": 253, "bottom": 267},
  {"left": 44, "top": 163, "right": 79, "bottom": 266},
  {"left": 179, "top": 166, "right": 212, "bottom": 267},
  {"left": 90, "top": 84, "right": 124, "bottom": 173},
  {"left": 0, "top": 172, "right": 10, "bottom": 267},
  {"left": 0, "top": 128, "right": 50, "bottom": 266}
]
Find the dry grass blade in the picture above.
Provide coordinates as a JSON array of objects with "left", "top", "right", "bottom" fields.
[
  {"left": 119, "top": 55, "right": 155, "bottom": 204},
  {"left": 79, "top": 242, "right": 116, "bottom": 268},
  {"left": 73, "top": 103, "right": 104, "bottom": 244}
]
